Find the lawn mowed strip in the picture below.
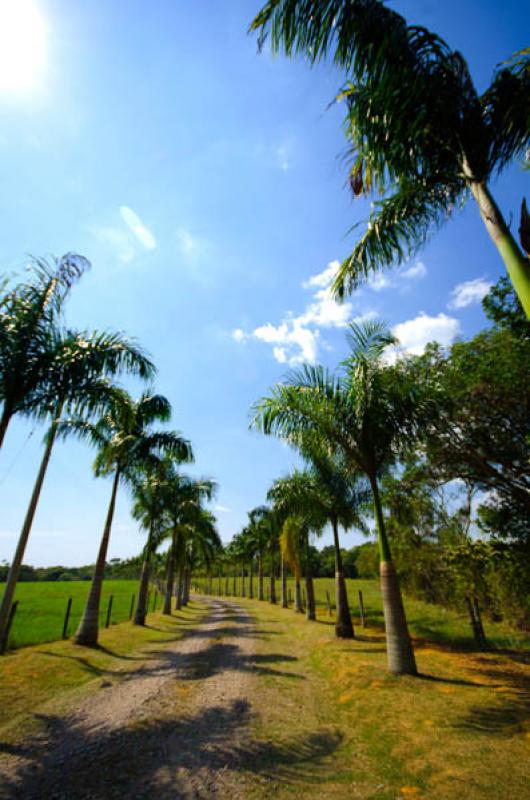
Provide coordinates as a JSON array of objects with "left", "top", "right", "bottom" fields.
[{"left": 239, "top": 597, "right": 530, "bottom": 800}]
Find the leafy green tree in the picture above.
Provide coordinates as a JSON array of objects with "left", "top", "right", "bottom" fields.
[
  {"left": 252, "top": 321, "right": 427, "bottom": 674},
  {"left": 251, "top": 2, "right": 530, "bottom": 316},
  {"left": 408, "top": 329, "right": 530, "bottom": 543},
  {"left": 64, "top": 391, "right": 193, "bottom": 646},
  {"left": 0, "top": 329, "right": 153, "bottom": 646}
]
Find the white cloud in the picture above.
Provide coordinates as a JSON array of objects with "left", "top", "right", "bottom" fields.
[
  {"left": 448, "top": 277, "right": 491, "bottom": 309},
  {"left": 215, "top": 504, "right": 231, "bottom": 513},
  {"left": 368, "top": 261, "right": 427, "bottom": 292},
  {"left": 90, "top": 226, "right": 135, "bottom": 263},
  {"left": 120, "top": 206, "right": 156, "bottom": 250},
  {"left": 232, "top": 259, "right": 363, "bottom": 365},
  {"left": 277, "top": 145, "right": 289, "bottom": 171},
  {"left": 302, "top": 260, "right": 340, "bottom": 289},
  {"left": 401, "top": 261, "right": 427, "bottom": 280},
  {"left": 392, "top": 312, "right": 460, "bottom": 357},
  {"left": 232, "top": 328, "right": 247, "bottom": 343},
  {"left": 176, "top": 226, "right": 210, "bottom": 260}
]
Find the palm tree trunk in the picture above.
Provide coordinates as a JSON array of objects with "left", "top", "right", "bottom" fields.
[
  {"left": 0, "top": 404, "right": 13, "bottom": 453},
  {"left": 370, "top": 473, "right": 417, "bottom": 675},
  {"left": 75, "top": 469, "right": 120, "bottom": 646},
  {"left": 331, "top": 518, "right": 354, "bottom": 638},
  {"left": 469, "top": 178, "right": 530, "bottom": 318},
  {"left": 232, "top": 571, "right": 237, "bottom": 597},
  {"left": 184, "top": 569, "right": 191, "bottom": 603},
  {"left": 270, "top": 554, "right": 277, "bottom": 604},
  {"left": 163, "top": 531, "right": 176, "bottom": 615},
  {"left": 304, "top": 533, "right": 316, "bottom": 621},
  {"left": 258, "top": 555, "right": 264, "bottom": 600},
  {"left": 241, "top": 564, "right": 246, "bottom": 597},
  {"left": 0, "top": 408, "right": 60, "bottom": 645},
  {"left": 135, "top": 530, "right": 153, "bottom": 626},
  {"left": 176, "top": 564, "right": 184, "bottom": 609},
  {"left": 281, "top": 557, "right": 288, "bottom": 608},
  {"left": 248, "top": 560, "right": 254, "bottom": 599},
  {"left": 224, "top": 572, "right": 229, "bottom": 596},
  {"left": 294, "top": 578, "right": 303, "bottom": 613}
]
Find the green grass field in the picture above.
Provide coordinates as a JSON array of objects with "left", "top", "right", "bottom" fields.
[
  {"left": 0, "top": 579, "right": 160, "bottom": 650},
  {"left": 198, "top": 575, "right": 530, "bottom": 652},
  {"left": 2, "top": 575, "right": 528, "bottom": 654}
]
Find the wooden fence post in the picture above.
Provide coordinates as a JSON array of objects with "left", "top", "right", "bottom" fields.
[
  {"left": 105, "top": 595, "right": 114, "bottom": 628},
  {"left": 0, "top": 600, "right": 18, "bottom": 654},
  {"left": 129, "top": 594, "right": 135, "bottom": 620},
  {"left": 62, "top": 597, "right": 73, "bottom": 639},
  {"left": 358, "top": 590, "right": 366, "bottom": 628}
]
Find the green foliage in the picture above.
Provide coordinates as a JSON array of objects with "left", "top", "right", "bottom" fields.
[{"left": 250, "top": 1, "right": 530, "bottom": 308}]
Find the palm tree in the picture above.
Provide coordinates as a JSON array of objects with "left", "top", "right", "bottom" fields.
[
  {"left": 247, "top": 506, "right": 270, "bottom": 601},
  {"left": 250, "top": 2, "right": 530, "bottom": 317},
  {"left": 160, "top": 473, "right": 216, "bottom": 615},
  {"left": 0, "top": 328, "right": 154, "bottom": 646},
  {"left": 0, "top": 254, "right": 90, "bottom": 450},
  {"left": 252, "top": 320, "right": 427, "bottom": 674},
  {"left": 131, "top": 465, "right": 169, "bottom": 626},
  {"left": 181, "top": 508, "right": 221, "bottom": 604},
  {"left": 66, "top": 391, "right": 193, "bottom": 646}
]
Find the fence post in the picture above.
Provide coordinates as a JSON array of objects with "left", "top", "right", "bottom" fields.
[
  {"left": 358, "top": 590, "right": 366, "bottom": 627},
  {"left": 129, "top": 594, "right": 135, "bottom": 620},
  {"left": 62, "top": 597, "right": 73, "bottom": 639},
  {"left": 105, "top": 595, "right": 114, "bottom": 628},
  {"left": 0, "top": 600, "right": 18, "bottom": 654}
]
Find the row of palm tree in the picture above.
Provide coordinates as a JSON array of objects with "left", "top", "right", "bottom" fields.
[
  {"left": 0, "top": 255, "right": 220, "bottom": 648},
  {"left": 208, "top": 320, "right": 429, "bottom": 676}
]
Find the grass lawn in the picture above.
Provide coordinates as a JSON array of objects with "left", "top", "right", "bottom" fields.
[
  {"left": 236, "top": 596, "right": 530, "bottom": 800},
  {"left": 0, "top": 579, "right": 162, "bottom": 650},
  {"left": 0, "top": 600, "right": 208, "bottom": 738},
  {"left": 199, "top": 576, "right": 530, "bottom": 652}
]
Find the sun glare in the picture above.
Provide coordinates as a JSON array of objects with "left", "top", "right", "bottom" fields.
[{"left": 0, "top": 0, "right": 47, "bottom": 93}]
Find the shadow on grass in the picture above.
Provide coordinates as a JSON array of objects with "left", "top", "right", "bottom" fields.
[
  {"left": 0, "top": 700, "right": 343, "bottom": 799},
  {"left": 454, "top": 660, "right": 530, "bottom": 737}
]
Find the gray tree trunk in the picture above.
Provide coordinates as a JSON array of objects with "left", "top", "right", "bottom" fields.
[
  {"left": 281, "top": 557, "right": 288, "bottom": 608},
  {"left": 332, "top": 519, "right": 354, "bottom": 638},
  {"left": 163, "top": 532, "right": 176, "bottom": 615},
  {"left": 75, "top": 469, "right": 120, "bottom": 646},
  {"left": 258, "top": 556, "right": 264, "bottom": 600},
  {"left": 294, "top": 578, "right": 303, "bottom": 613}
]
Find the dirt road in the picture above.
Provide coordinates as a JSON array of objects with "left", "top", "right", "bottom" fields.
[{"left": 0, "top": 599, "right": 275, "bottom": 799}]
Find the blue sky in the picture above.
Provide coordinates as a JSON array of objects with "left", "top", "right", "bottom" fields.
[{"left": 0, "top": 0, "right": 528, "bottom": 566}]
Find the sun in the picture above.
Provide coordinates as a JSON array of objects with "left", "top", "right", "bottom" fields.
[{"left": 0, "top": 0, "right": 48, "bottom": 93}]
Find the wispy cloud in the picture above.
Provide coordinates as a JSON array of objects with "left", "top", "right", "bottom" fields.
[
  {"left": 90, "top": 225, "right": 135, "bottom": 263},
  {"left": 176, "top": 226, "right": 211, "bottom": 260},
  {"left": 215, "top": 504, "right": 231, "bottom": 513},
  {"left": 232, "top": 260, "right": 372, "bottom": 365},
  {"left": 448, "top": 277, "right": 491, "bottom": 309},
  {"left": 368, "top": 261, "right": 427, "bottom": 292},
  {"left": 120, "top": 206, "right": 157, "bottom": 250},
  {"left": 276, "top": 144, "right": 290, "bottom": 171}
]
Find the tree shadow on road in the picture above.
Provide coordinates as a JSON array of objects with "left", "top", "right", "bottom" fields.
[{"left": 0, "top": 699, "right": 343, "bottom": 800}]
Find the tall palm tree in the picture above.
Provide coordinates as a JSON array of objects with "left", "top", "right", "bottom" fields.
[
  {"left": 0, "top": 254, "right": 90, "bottom": 450},
  {"left": 247, "top": 506, "right": 270, "bottom": 601},
  {"left": 268, "top": 472, "right": 326, "bottom": 623},
  {"left": 160, "top": 473, "right": 216, "bottom": 615},
  {"left": 252, "top": 320, "right": 427, "bottom": 674},
  {"left": 65, "top": 391, "right": 193, "bottom": 646},
  {"left": 0, "top": 328, "right": 153, "bottom": 646},
  {"left": 250, "top": 2, "right": 530, "bottom": 317},
  {"left": 131, "top": 465, "right": 169, "bottom": 626}
]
